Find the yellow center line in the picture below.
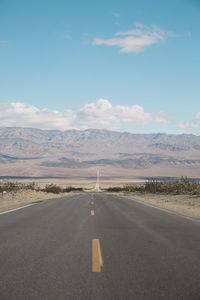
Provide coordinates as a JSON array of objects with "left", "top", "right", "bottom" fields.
[
  {"left": 91, "top": 210, "right": 95, "bottom": 216},
  {"left": 92, "top": 239, "right": 103, "bottom": 272}
]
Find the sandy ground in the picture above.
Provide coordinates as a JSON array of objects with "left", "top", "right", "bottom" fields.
[
  {"left": 0, "top": 190, "right": 75, "bottom": 213},
  {"left": 119, "top": 192, "right": 200, "bottom": 219}
]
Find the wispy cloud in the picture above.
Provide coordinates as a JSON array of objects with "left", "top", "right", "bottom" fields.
[
  {"left": 93, "top": 23, "right": 166, "bottom": 53},
  {"left": 0, "top": 40, "right": 8, "bottom": 45},
  {"left": 179, "top": 113, "right": 200, "bottom": 130},
  {"left": 64, "top": 33, "right": 72, "bottom": 40},
  {"left": 0, "top": 99, "right": 168, "bottom": 131}
]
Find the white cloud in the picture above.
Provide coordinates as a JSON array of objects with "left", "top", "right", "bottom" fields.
[
  {"left": 64, "top": 34, "right": 72, "bottom": 40},
  {"left": 179, "top": 113, "right": 200, "bottom": 130},
  {"left": 93, "top": 23, "right": 166, "bottom": 53},
  {"left": 0, "top": 99, "right": 168, "bottom": 130}
]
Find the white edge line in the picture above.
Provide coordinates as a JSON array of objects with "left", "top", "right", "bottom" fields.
[{"left": 0, "top": 203, "right": 37, "bottom": 215}]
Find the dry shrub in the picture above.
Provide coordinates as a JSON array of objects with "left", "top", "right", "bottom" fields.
[{"left": 106, "top": 177, "right": 200, "bottom": 195}]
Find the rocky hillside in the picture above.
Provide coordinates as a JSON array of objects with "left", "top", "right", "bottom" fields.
[
  {"left": 0, "top": 127, "right": 200, "bottom": 156},
  {"left": 0, "top": 127, "right": 200, "bottom": 179}
]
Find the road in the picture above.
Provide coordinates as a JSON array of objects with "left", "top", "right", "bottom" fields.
[{"left": 0, "top": 192, "right": 200, "bottom": 300}]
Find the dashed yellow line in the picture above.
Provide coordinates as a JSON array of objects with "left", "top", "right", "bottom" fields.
[
  {"left": 92, "top": 239, "right": 103, "bottom": 272},
  {"left": 91, "top": 209, "right": 95, "bottom": 216}
]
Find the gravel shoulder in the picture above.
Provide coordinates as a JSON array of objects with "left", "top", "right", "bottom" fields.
[
  {"left": 0, "top": 190, "right": 75, "bottom": 213},
  {"left": 113, "top": 192, "right": 200, "bottom": 219}
]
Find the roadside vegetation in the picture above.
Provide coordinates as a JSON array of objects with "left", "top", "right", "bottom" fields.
[
  {"left": 41, "top": 184, "right": 83, "bottom": 194},
  {"left": 0, "top": 182, "right": 83, "bottom": 194},
  {"left": 1, "top": 177, "right": 200, "bottom": 195},
  {"left": 106, "top": 177, "right": 200, "bottom": 195}
]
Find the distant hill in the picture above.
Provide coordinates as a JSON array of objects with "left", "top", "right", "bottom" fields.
[{"left": 0, "top": 127, "right": 200, "bottom": 182}]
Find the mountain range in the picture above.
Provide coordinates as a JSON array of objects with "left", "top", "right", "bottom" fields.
[{"left": 0, "top": 127, "right": 200, "bottom": 184}]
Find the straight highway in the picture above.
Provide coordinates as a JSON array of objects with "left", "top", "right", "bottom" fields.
[{"left": 0, "top": 193, "right": 200, "bottom": 299}]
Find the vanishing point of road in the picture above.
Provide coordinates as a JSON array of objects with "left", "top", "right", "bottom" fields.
[{"left": 0, "top": 192, "right": 200, "bottom": 300}]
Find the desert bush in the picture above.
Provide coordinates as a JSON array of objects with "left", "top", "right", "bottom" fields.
[
  {"left": 24, "top": 182, "right": 38, "bottom": 190},
  {"left": 42, "top": 184, "right": 63, "bottom": 194},
  {"left": 0, "top": 181, "right": 83, "bottom": 194},
  {"left": 0, "top": 181, "right": 40, "bottom": 193},
  {"left": 0, "top": 182, "right": 24, "bottom": 193},
  {"left": 106, "top": 185, "right": 144, "bottom": 192},
  {"left": 106, "top": 184, "right": 144, "bottom": 192},
  {"left": 105, "top": 177, "right": 200, "bottom": 195},
  {"left": 63, "top": 186, "right": 83, "bottom": 192},
  {"left": 144, "top": 177, "right": 200, "bottom": 194},
  {"left": 106, "top": 187, "right": 123, "bottom": 192},
  {"left": 123, "top": 185, "right": 145, "bottom": 192}
]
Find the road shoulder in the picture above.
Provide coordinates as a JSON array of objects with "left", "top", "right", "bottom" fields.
[
  {"left": 0, "top": 190, "right": 77, "bottom": 213},
  {"left": 108, "top": 192, "right": 200, "bottom": 219}
]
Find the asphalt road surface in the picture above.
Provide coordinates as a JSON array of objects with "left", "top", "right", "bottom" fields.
[{"left": 0, "top": 192, "right": 200, "bottom": 300}]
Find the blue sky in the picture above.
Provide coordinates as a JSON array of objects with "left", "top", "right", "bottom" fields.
[{"left": 0, "top": 0, "right": 200, "bottom": 133}]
